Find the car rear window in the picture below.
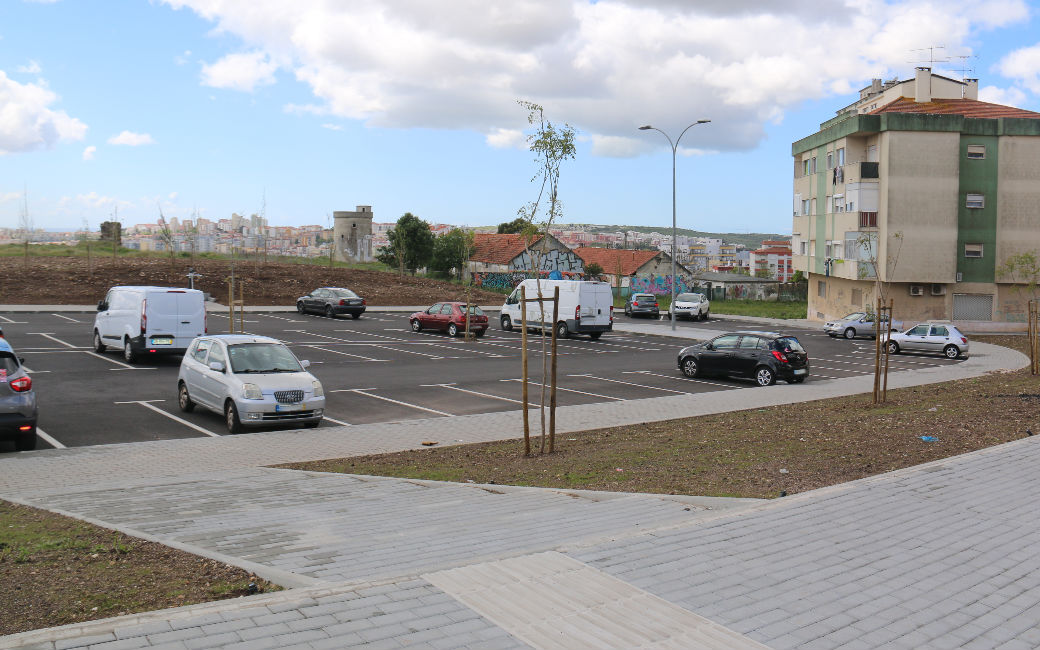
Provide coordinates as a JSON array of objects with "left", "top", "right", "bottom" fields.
[
  {"left": 0, "top": 352, "right": 19, "bottom": 375},
  {"left": 774, "top": 337, "right": 805, "bottom": 353},
  {"left": 465, "top": 306, "right": 484, "bottom": 315},
  {"left": 632, "top": 295, "right": 655, "bottom": 302},
  {"left": 332, "top": 289, "right": 358, "bottom": 298}
]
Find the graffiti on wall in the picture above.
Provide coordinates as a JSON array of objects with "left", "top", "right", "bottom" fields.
[
  {"left": 472, "top": 270, "right": 585, "bottom": 290},
  {"left": 509, "top": 248, "right": 584, "bottom": 273},
  {"left": 629, "top": 274, "right": 696, "bottom": 295}
]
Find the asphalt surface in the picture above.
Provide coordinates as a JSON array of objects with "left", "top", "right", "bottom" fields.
[{"left": 0, "top": 309, "right": 962, "bottom": 451}]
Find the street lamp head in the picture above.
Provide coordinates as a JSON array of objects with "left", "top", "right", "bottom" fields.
[
  {"left": 697, "top": 119, "right": 711, "bottom": 124},
  {"left": 638, "top": 125, "right": 653, "bottom": 130}
]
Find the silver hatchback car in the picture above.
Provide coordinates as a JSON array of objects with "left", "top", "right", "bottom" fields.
[
  {"left": 178, "top": 335, "right": 325, "bottom": 433},
  {"left": 0, "top": 338, "right": 38, "bottom": 451},
  {"left": 887, "top": 322, "right": 969, "bottom": 359}
]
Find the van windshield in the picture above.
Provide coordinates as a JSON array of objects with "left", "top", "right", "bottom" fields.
[{"left": 228, "top": 343, "right": 303, "bottom": 374}]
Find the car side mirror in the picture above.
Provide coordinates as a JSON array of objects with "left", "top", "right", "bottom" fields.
[
  {"left": 97, "top": 301, "right": 107, "bottom": 311},
  {"left": 299, "top": 359, "right": 311, "bottom": 368},
  {"left": 705, "top": 343, "right": 714, "bottom": 351},
  {"left": 208, "top": 361, "right": 225, "bottom": 372},
  {"left": 19, "top": 357, "right": 25, "bottom": 364}
]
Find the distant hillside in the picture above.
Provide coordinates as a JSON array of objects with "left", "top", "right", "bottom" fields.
[{"left": 555, "top": 224, "right": 789, "bottom": 251}]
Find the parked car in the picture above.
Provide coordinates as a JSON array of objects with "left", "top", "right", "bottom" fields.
[
  {"left": 887, "top": 323, "right": 969, "bottom": 359},
  {"left": 410, "top": 302, "right": 488, "bottom": 337},
  {"left": 500, "top": 279, "right": 613, "bottom": 339},
  {"left": 0, "top": 338, "right": 38, "bottom": 451},
  {"left": 624, "top": 293, "right": 660, "bottom": 319},
  {"left": 297, "top": 287, "right": 366, "bottom": 319},
  {"left": 669, "top": 292, "right": 711, "bottom": 321},
  {"left": 93, "top": 286, "right": 207, "bottom": 363},
  {"left": 177, "top": 335, "right": 324, "bottom": 433},
  {"left": 677, "top": 331, "right": 809, "bottom": 386},
  {"left": 824, "top": 312, "right": 901, "bottom": 339}
]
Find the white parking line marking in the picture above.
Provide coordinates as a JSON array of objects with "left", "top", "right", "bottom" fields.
[
  {"left": 35, "top": 427, "right": 66, "bottom": 449},
  {"left": 29, "top": 332, "right": 77, "bottom": 348},
  {"left": 0, "top": 315, "right": 26, "bottom": 323},
  {"left": 116, "top": 400, "right": 221, "bottom": 437},
  {"left": 51, "top": 313, "right": 80, "bottom": 322},
  {"left": 421, "top": 383, "right": 529, "bottom": 405},
  {"left": 500, "top": 378, "right": 623, "bottom": 401},
  {"left": 291, "top": 330, "right": 445, "bottom": 359},
  {"left": 333, "top": 389, "right": 453, "bottom": 416},
  {"left": 569, "top": 373, "right": 688, "bottom": 394},
  {"left": 322, "top": 416, "right": 352, "bottom": 426},
  {"left": 208, "top": 313, "right": 259, "bottom": 322},
  {"left": 85, "top": 351, "right": 156, "bottom": 370},
  {"left": 264, "top": 315, "right": 304, "bottom": 323},
  {"left": 624, "top": 370, "right": 736, "bottom": 389},
  {"left": 304, "top": 345, "right": 388, "bottom": 362},
  {"left": 20, "top": 365, "right": 49, "bottom": 374}
]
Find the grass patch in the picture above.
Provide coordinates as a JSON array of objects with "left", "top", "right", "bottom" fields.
[{"left": 711, "top": 300, "right": 808, "bottom": 319}]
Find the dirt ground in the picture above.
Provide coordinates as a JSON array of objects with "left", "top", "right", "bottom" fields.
[{"left": 0, "top": 256, "right": 506, "bottom": 306}]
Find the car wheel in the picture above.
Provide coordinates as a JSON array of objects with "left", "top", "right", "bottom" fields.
[
  {"left": 324, "top": 305, "right": 335, "bottom": 318},
  {"left": 123, "top": 338, "right": 137, "bottom": 363},
  {"left": 943, "top": 344, "right": 960, "bottom": 359},
  {"left": 15, "top": 429, "right": 36, "bottom": 451},
  {"left": 755, "top": 366, "right": 776, "bottom": 386},
  {"left": 500, "top": 315, "right": 513, "bottom": 331},
  {"left": 178, "top": 382, "right": 195, "bottom": 413},
  {"left": 588, "top": 332, "right": 602, "bottom": 340},
  {"left": 680, "top": 357, "right": 699, "bottom": 378},
  {"left": 448, "top": 323, "right": 459, "bottom": 337},
  {"left": 411, "top": 319, "right": 422, "bottom": 332},
  {"left": 225, "top": 401, "right": 243, "bottom": 434},
  {"left": 701, "top": 310, "right": 709, "bottom": 321},
  {"left": 555, "top": 321, "right": 569, "bottom": 339},
  {"left": 474, "top": 329, "right": 486, "bottom": 338},
  {"left": 296, "top": 302, "right": 305, "bottom": 314},
  {"left": 789, "top": 376, "right": 806, "bottom": 384},
  {"left": 843, "top": 327, "right": 856, "bottom": 340},
  {"left": 625, "top": 307, "right": 631, "bottom": 317},
  {"left": 93, "top": 330, "right": 106, "bottom": 353},
  {"left": 887, "top": 341, "right": 900, "bottom": 354},
  {"left": 351, "top": 313, "right": 361, "bottom": 320}
]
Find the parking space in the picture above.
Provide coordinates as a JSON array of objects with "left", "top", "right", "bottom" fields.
[{"left": 0, "top": 309, "right": 963, "bottom": 451}]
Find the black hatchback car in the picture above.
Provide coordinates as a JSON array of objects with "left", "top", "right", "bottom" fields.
[
  {"left": 296, "top": 287, "right": 366, "bottom": 319},
  {"left": 677, "top": 331, "right": 809, "bottom": 386},
  {"left": 624, "top": 293, "right": 660, "bottom": 318}
]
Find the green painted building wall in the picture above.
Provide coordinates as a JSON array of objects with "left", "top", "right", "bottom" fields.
[{"left": 957, "top": 136, "right": 998, "bottom": 283}]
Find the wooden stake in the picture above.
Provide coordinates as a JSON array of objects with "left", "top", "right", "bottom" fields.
[
  {"left": 227, "top": 280, "right": 234, "bottom": 334},
  {"left": 521, "top": 285, "right": 530, "bottom": 456},
  {"left": 239, "top": 280, "right": 245, "bottom": 334},
  {"left": 549, "top": 286, "right": 559, "bottom": 453}
]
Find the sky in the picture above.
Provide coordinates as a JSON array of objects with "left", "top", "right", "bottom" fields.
[{"left": 3, "top": 0, "right": 1040, "bottom": 235}]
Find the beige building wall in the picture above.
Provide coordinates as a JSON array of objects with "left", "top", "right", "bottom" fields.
[
  {"left": 880, "top": 131, "right": 960, "bottom": 283},
  {"left": 997, "top": 136, "right": 1040, "bottom": 266}
]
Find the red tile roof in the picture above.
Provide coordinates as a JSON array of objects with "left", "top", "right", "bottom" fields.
[
  {"left": 574, "top": 247, "right": 662, "bottom": 276},
  {"left": 470, "top": 233, "right": 543, "bottom": 265},
  {"left": 869, "top": 97, "right": 1040, "bottom": 120}
]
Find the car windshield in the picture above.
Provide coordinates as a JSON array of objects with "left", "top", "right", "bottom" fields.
[
  {"left": 228, "top": 343, "right": 303, "bottom": 374},
  {"left": 774, "top": 337, "right": 805, "bottom": 353},
  {"left": 841, "top": 312, "right": 866, "bottom": 321},
  {"left": 465, "top": 306, "right": 484, "bottom": 315},
  {"left": 676, "top": 293, "right": 703, "bottom": 302},
  {"left": 332, "top": 289, "right": 358, "bottom": 298}
]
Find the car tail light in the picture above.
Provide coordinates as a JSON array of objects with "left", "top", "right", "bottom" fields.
[
  {"left": 10, "top": 376, "right": 32, "bottom": 392},
  {"left": 204, "top": 311, "right": 208, "bottom": 334},
  {"left": 771, "top": 350, "right": 789, "bottom": 363},
  {"left": 609, "top": 306, "right": 614, "bottom": 322},
  {"left": 339, "top": 299, "right": 347, "bottom": 306},
  {"left": 633, "top": 301, "right": 639, "bottom": 306},
  {"left": 140, "top": 299, "right": 147, "bottom": 336},
  {"left": 18, "top": 425, "right": 32, "bottom": 431},
  {"left": 575, "top": 305, "right": 581, "bottom": 321},
  {"left": 654, "top": 302, "right": 659, "bottom": 308},
  {"left": 960, "top": 337, "right": 967, "bottom": 344},
  {"left": 362, "top": 299, "right": 367, "bottom": 305}
]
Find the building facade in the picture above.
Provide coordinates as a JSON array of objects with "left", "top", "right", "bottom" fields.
[{"left": 792, "top": 68, "right": 1040, "bottom": 326}]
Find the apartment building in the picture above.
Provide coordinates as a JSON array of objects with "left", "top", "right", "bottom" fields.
[
  {"left": 750, "top": 240, "right": 794, "bottom": 281},
  {"left": 792, "top": 67, "right": 1040, "bottom": 325}
]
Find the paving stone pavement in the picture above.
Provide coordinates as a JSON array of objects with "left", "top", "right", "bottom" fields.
[{"left": 0, "top": 334, "right": 1035, "bottom": 649}]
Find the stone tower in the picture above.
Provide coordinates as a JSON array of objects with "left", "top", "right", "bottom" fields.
[{"left": 332, "top": 205, "right": 374, "bottom": 263}]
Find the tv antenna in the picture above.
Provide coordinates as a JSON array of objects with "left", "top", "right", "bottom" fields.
[{"left": 909, "top": 45, "right": 950, "bottom": 67}]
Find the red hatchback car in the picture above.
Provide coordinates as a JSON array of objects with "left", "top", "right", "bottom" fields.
[{"left": 410, "top": 302, "right": 488, "bottom": 337}]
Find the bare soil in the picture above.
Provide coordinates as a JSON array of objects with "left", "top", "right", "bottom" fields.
[{"left": 0, "top": 256, "right": 505, "bottom": 306}]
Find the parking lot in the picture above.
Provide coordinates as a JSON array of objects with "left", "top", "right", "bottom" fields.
[{"left": 1, "top": 309, "right": 963, "bottom": 451}]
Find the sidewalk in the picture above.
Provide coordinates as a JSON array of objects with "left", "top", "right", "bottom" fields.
[{"left": 0, "top": 324, "right": 1035, "bottom": 648}]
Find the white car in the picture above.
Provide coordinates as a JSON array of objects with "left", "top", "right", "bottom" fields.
[
  {"left": 887, "top": 323, "right": 969, "bottom": 359},
  {"left": 669, "top": 292, "right": 710, "bottom": 321},
  {"left": 177, "top": 334, "right": 324, "bottom": 433}
]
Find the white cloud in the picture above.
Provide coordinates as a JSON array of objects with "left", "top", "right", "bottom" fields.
[
  {"left": 17, "top": 60, "right": 42, "bottom": 75},
  {"left": 979, "top": 85, "right": 1028, "bottom": 106},
  {"left": 996, "top": 43, "right": 1040, "bottom": 94},
  {"left": 82, "top": 145, "right": 96, "bottom": 160},
  {"left": 320, "top": 123, "right": 343, "bottom": 131},
  {"left": 0, "top": 70, "right": 87, "bottom": 155},
  {"left": 485, "top": 128, "right": 524, "bottom": 149},
  {"left": 174, "top": 50, "right": 192, "bottom": 65},
  {"left": 162, "top": 0, "right": 1030, "bottom": 156},
  {"left": 108, "top": 131, "right": 155, "bottom": 146},
  {"left": 200, "top": 51, "right": 277, "bottom": 92}
]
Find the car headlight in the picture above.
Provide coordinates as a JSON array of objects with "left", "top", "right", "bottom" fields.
[
  {"left": 312, "top": 380, "right": 324, "bottom": 398},
  {"left": 242, "top": 383, "right": 262, "bottom": 400}
]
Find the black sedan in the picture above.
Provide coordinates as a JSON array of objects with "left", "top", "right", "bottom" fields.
[
  {"left": 296, "top": 287, "right": 366, "bottom": 318},
  {"left": 677, "top": 331, "right": 809, "bottom": 386}
]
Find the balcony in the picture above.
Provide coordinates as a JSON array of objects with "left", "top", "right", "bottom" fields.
[{"left": 831, "top": 161, "right": 880, "bottom": 186}]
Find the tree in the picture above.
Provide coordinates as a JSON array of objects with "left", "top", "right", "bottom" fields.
[
  {"left": 156, "top": 204, "right": 176, "bottom": 270},
  {"left": 430, "top": 228, "right": 474, "bottom": 280},
  {"left": 376, "top": 213, "right": 435, "bottom": 275},
  {"left": 754, "top": 267, "right": 773, "bottom": 279},
  {"left": 585, "top": 262, "right": 604, "bottom": 278},
  {"left": 18, "top": 187, "right": 33, "bottom": 269},
  {"left": 497, "top": 217, "right": 530, "bottom": 234},
  {"left": 997, "top": 251, "right": 1040, "bottom": 300}
]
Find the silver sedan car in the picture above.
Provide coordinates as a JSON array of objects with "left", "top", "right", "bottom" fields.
[
  {"left": 178, "top": 335, "right": 324, "bottom": 433},
  {"left": 887, "top": 323, "right": 969, "bottom": 359}
]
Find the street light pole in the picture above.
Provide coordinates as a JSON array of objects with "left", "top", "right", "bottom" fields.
[{"left": 639, "top": 120, "right": 710, "bottom": 331}]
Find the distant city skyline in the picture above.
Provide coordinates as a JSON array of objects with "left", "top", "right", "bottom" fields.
[{"left": 4, "top": 2, "right": 1040, "bottom": 233}]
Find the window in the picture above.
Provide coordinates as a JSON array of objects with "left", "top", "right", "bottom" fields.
[
  {"left": 833, "top": 194, "right": 844, "bottom": 213},
  {"left": 966, "top": 144, "right": 986, "bottom": 160},
  {"left": 930, "top": 326, "right": 949, "bottom": 337},
  {"left": 847, "top": 201, "right": 855, "bottom": 212},
  {"left": 800, "top": 241, "right": 807, "bottom": 255},
  {"left": 966, "top": 193, "right": 985, "bottom": 209},
  {"left": 811, "top": 198, "right": 817, "bottom": 215},
  {"left": 826, "top": 152, "right": 833, "bottom": 169},
  {"left": 826, "top": 195, "right": 832, "bottom": 213},
  {"left": 738, "top": 336, "right": 761, "bottom": 349},
  {"left": 803, "top": 199, "right": 810, "bottom": 215},
  {"left": 817, "top": 280, "right": 827, "bottom": 298},
  {"left": 965, "top": 243, "right": 984, "bottom": 258},
  {"left": 837, "top": 148, "right": 845, "bottom": 165},
  {"left": 712, "top": 335, "right": 741, "bottom": 349},
  {"left": 208, "top": 343, "right": 226, "bottom": 368},
  {"left": 192, "top": 340, "right": 211, "bottom": 363},
  {"left": 440, "top": 304, "right": 455, "bottom": 315},
  {"left": 811, "top": 156, "right": 817, "bottom": 174},
  {"left": 803, "top": 159, "right": 810, "bottom": 176}
]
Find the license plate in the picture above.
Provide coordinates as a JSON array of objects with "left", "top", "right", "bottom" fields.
[
  {"left": 275, "top": 403, "right": 305, "bottom": 412},
  {"left": 793, "top": 368, "right": 807, "bottom": 375},
  {"left": 150, "top": 337, "right": 173, "bottom": 345}
]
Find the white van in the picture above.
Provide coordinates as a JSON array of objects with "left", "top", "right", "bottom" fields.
[
  {"left": 500, "top": 279, "right": 613, "bottom": 340},
  {"left": 93, "top": 286, "right": 207, "bottom": 363}
]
